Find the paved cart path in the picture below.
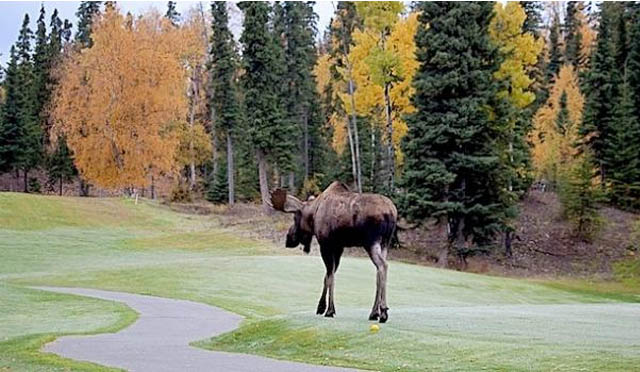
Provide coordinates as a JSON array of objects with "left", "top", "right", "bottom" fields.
[{"left": 36, "top": 287, "right": 358, "bottom": 372}]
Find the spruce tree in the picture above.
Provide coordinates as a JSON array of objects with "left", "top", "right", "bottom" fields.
[
  {"left": 0, "top": 47, "right": 21, "bottom": 174},
  {"left": 401, "top": 3, "right": 509, "bottom": 264},
  {"left": 283, "top": 2, "right": 319, "bottom": 183},
  {"left": 238, "top": 2, "right": 285, "bottom": 205},
  {"left": 270, "top": 1, "right": 297, "bottom": 187},
  {"left": 556, "top": 91, "right": 570, "bottom": 136},
  {"left": 33, "top": 5, "right": 49, "bottom": 120},
  {"left": 581, "top": 2, "right": 617, "bottom": 183},
  {"left": 47, "top": 135, "right": 76, "bottom": 195},
  {"left": 521, "top": 2, "right": 543, "bottom": 37},
  {"left": 565, "top": 2, "right": 583, "bottom": 68},
  {"left": 14, "top": 15, "right": 42, "bottom": 192},
  {"left": 628, "top": 9, "right": 640, "bottom": 120},
  {"left": 206, "top": 160, "right": 228, "bottom": 204},
  {"left": 558, "top": 151, "right": 604, "bottom": 241},
  {"left": 606, "top": 76, "right": 640, "bottom": 209},
  {"left": 209, "top": 2, "right": 240, "bottom": 204},
  {"left": 75, "top": 1, "right": 102, "bottom": 47},
  {"left": 547, "top": 12, "right": 563, "bottom": 83},
  {"left": 165, "top": 1, "right": 180, "bottom": 26}
]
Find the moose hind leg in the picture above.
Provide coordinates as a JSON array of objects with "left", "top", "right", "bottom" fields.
[
  {"left": 325, "top": 247, "right": 343, "bottom": 318},
  {"left": 316, "top": 275, "right": 328, "bottom": 315},
  {"left": 378, "top": 245, "right": 389, "bottom": 323},
  {"left": 367, "top": 242, "right": 384, "bottom": 321}
]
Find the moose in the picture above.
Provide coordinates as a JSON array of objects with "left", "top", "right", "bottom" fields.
[{"left": 269, "top": 181, "right": 397, "bottom": 323}]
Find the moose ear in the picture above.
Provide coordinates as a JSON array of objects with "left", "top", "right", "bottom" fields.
[{"left": 270, "top": 189, "right": 303, "bottom": 213}]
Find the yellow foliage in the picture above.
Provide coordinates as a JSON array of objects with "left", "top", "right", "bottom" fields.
[
  {"left": 314, "top": 53, "right": 332, "bottom": 97},
  {"left": 344, "top": 12, "right": 418, "bottom": 165},
  {"left": 51, "top": 7, "right": 189, "bottom": 189},
  {"left": 578, "top": 15, "right": 596, "bottom": 71},
  {"left": 175, "top": 122, "right": 213, "bottom": 168},
  {"left": 329, "top": 112, "right": 348, "bottom": 155},
  {"left": 490, "top": 2, "right": 544, "bottom": 109},
  {"left": 530, "top": 65, "right": 585, "bottom": 181}
]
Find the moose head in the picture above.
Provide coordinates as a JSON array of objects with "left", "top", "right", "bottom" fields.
[{"left": 270, "top": 189, "right": 314, "bottom": 253}]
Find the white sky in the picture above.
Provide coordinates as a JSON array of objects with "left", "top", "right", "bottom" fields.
[{"left": 0, "top": 1, "right": 336, "bottom": 66}]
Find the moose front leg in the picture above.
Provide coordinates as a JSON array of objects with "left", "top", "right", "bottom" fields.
[{"left": 317, "top": 247, "right": 334, "bottom": 316}]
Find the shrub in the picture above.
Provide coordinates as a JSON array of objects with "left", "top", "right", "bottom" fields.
[{"left": 170, "top": 183, "right": 192, "bottom": 203}]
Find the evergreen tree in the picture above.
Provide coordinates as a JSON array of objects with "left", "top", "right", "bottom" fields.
[
  {"left": 47, "top": 134, "right": 76, "bottom": 195},
  {"left": 209, "top": 2, "right": 241, "bottom": 204},
  {"left": 401, "top": 3, "right": 509, "bottom": 265},
  {"left": 283, "top": 2, "right": 320, "bottom": 183},
  {"left": 206, "top": 160, "right": 228, "bottom": 204},
  {"left": 581, "top": 2, "right": 617, "bottom": 183},
  {"left": 75, "top": 1, "right": 101, "bottom": 47},
  {"left": 565, "top": 2, "right": 583, "bottom": 67},
  {"left": 33, "top": 5, "right": 49, "bottom": 120},
  {"left": 628, "top": 8, "right": 640, "bottom": 120},
  {"left": 613, "top": 3, "right": 628, "bottom": 75},
  {"left": 521, "top": 2, "right": 543, "bottom": 37},
  {"left": 547, "top": 12, "right": 563, "bottom": 83},
  {"left": 555, "top": 91, "right": 570, "bottom": 136},
  {"left": 271, "top": 2, "right": 297, "bottom": 187},
  {"left": 606, "top": 76, "right": 640, "bottom": 209},
  {"left": 238, "top": 1, "right": 286, "bottom": 205},
  {"left": 0, "top": 47, "right": 21, "bottom": 174},
  {"left": 13, "top": 15, "right": 42, "bottom": 192},
  {"left": 558, "top": 151, "right": 604, "bottom": 241},
  {"left": 165, "top": 1, "right": 180, "bottom": 26}
]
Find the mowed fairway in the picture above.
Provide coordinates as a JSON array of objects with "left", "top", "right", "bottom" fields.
[{"left": 1, "top": 193, "right": 639, "bottom": 371}]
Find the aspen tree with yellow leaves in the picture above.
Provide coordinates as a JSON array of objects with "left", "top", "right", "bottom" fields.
[
  {"left": 490, "top": 2, "right": 543, "bottom": 195},
  {"left": 349, "top": 3, "right": 417, "bottom": 191},
  {"left": 51, "top": 7, "right": 189, "bottom": 190}
]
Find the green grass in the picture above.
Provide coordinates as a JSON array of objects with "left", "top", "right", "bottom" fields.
[{"left": 1, "top": 192, "right": 640, "bottom": 371}]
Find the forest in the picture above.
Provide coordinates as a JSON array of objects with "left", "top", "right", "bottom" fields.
[{"left": 1, "top": 1, "right": 639, "bottom": 265}]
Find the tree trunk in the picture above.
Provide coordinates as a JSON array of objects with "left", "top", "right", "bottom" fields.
[
  {"left": 23, "top": 169, "right": 28, "bottom": 193},
  {"left": 288, "top": 172, "right": 295, "bottom": 195},
  {"left": 188, "top": 65, "right": 200, "bottom": 191},
  {"left": 257, "top": 149, "right": 270, "bottom": 209},
  {"left": 384, "top": 83, "right": 394, "bottom": 191},
  {"left": 79, "top": 179, "right": 90, "bottom": 197},
  {"left": 59, "top": 176, "right": 63, "bottom": 196},
  {"left": 371, "top": 125, "right": 376, "bottom": 190},
  {"left": 151, "top": 175, "right": 156, "bottom": 200},
  {"left": 211, "top": 119, "right": 218, "bottom": 185},
  {"left": 227, "top": 132, "right": 235, "bottom": 205},
  {"left": 348, "top": 78, "right": 362, "bottom": 193},
  {"left": 344, "top": 109, "right": 358, "bottom": 190},
  {"left": 437, "top": 218, "right": 450, "bottom": 268}
]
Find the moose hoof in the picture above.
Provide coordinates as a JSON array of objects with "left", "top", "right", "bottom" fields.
[
  {"left": 379, "top": 309, "right": 388, "bottom": 323},
  {"left": 316, "top": 302, "right": 326, "bottom": 315},
  {"left": 324, "top": 309, "right": 335, "bottom": 318},
  {"left": 368, "top": 312, "right": 379, "bottom": 321}
]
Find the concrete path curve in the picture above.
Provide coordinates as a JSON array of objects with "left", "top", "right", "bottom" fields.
[{"left": 37, "top": 287, "right": 357, "bottom": 372}]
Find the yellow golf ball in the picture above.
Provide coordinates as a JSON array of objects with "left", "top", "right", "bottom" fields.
[{"left": 370, "top": 324, "right": 380, "bottom": 332}]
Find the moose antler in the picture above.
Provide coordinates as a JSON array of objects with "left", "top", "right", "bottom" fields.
[{"left": 269, "top": 189, "right": 303, "bottom": 213}]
